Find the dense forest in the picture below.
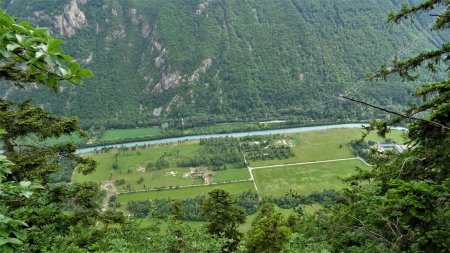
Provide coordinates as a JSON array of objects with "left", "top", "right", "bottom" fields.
[{"left": 0, "top": 0, "right": 445, "bottom": 129}]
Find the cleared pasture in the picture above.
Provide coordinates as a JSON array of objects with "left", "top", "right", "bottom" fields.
[
  {"left": 116, "top": 181, "right": 256, "bottom": 202},
  {"left": 249, "top": 128, "right": 405, "bottom": 167},
  {"left": 253, "top": 159, "right": 370, "bottom": 197}
]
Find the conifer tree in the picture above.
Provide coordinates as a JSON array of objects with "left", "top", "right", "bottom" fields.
[{"left": 201, "top": 189, "right": 245, "bottom": 252}]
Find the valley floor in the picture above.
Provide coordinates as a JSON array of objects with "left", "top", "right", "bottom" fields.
[{"left": 74, "top": 127, "right": 405, "bottom": 217}]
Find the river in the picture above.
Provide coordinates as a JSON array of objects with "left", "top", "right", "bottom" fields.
[{"left": 76, "top": 123, "right": 406, "bottom": 154}]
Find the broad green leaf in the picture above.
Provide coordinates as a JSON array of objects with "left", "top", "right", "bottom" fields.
[
  {"left": 27, "top": 37, "right": 45, "bottom": 44},
  {"left": 0, "top": 28, "right": 9, "bottom": 37},
  {"left": 77, "top": 69, "right": 94, "bottom": 78},
  {"left": 48, "top": 39, "right": 65, "bottom": 54},
  {"left": 21, "top": 191, "right": 33, "bottom": 198},
  {"left": 0, "top": 237, "right": 23, "bottom": 246},
  {"left": 15, "top": 34, "right": 24, "bottom": 43},
  {"left": 19, "top": 181, "right": 31, "bottom": 188},
  {"left": 60, "top": 54, "right": 74, "bottom": 61},
  {"left": 11, "top": 24, "right": 27, "bottom": 34},
  {"left": 44, "top": 55, "right": 57, "bottom": 66},
  {"left": 35, "top": 51, "right": 45, "bottom": 58},
  {"left": 32, "top": 28, "right": 48, "bottom": 36},
  {"left": 59, "top": 66, "right": 69, "bottom": 77},
  {"left": 69, "top": 62, "right": 81, "bottom": 73},
  {"left": 6, "top": 43, "right": 19, "bottom": 51}
]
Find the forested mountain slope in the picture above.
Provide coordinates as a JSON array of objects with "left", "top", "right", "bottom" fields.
[{"left": 0, "top": 0, "right": 444, "bottom": 128}]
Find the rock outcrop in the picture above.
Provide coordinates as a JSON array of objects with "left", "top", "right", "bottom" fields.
[
  {"left": 189, "top": 59, "right": 213, "bottom": 83},
  {"left": 54, "top": 0, "right": 87, "bottom": 37}
]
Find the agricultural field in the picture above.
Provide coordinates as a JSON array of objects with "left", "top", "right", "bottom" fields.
[
  {"left": 73, "top": 139, "right": 251, "bottom": 191},
  {"left": 73, "top": 127, "right": 405, "bottom": 220},
  {"left": 100, "top": 127, "right": 161, "bottom": 141},
  {"left": 253, "top": 159, "right": 370, "bottom": 197},
  {"left": 73, "top": 141, "right": 201, "bottom": 191},
  {"left": 248, "top": 128, "right": 405, "bottom": 167},
  {"left": 116, "top": 181, "right": 256, "bottom": 202}
]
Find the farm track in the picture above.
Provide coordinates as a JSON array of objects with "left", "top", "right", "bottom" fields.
[
  {"left": 250, "top": 157, "right": 361, "bottom": 170},
  {"left": 101, "top": 181, "right": 117, "bottom": 211},
  {"left": 116, "top": 179, "right": 252, "bottom": 195}
]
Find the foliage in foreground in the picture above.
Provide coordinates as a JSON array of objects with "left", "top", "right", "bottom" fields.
[{"left": 289, "top": 1, "right": 450, "bottom": 252}]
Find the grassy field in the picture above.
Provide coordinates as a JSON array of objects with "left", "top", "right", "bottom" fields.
[
  {"left": 73, "top": 127, "right": 400, "bottom": 194},
  {"left": 73, "top": 141, "right": 201, "bottom": 190},
  {"left": 100, "top": 127, "right": 160, "bottom": 141},
  {"left": 253, "top": 159, "right": 370, "bottom": 197},
  {"left": 249, "top": 128, "right": 405, "bottom": 167},
  {"left": 73, "top": 140, "right": 251, "bottom": 191},
  {"left": 72, "top": 127, "right": 404, "bottom": 220},
  {"left": 116, "top": 181, "right": 256, "bottom": 202},
  {"left": 214, "top": 168, "right": 250, "bottom": 182}
]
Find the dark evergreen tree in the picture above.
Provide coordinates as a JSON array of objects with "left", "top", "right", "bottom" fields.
[
  {"left": 201, "top": 189, "right": 245, "bottom": 252},
  {"left": 246, "top": 203, "right": 292, "bottom": 253}
]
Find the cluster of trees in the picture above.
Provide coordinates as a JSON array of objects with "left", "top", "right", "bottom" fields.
[
  {"left": 146, "top": 155, "right": 170, "bottom": 171},
  {"left": 240, "top": 135, "right": 295, "bottom": 161},
  {"left": 126, "top": 189, "right": 339, "bottom": 222},
  {"left": 172, "top": 136, "right": 295, "bottom": 171},
  {"left": 177, "top": 137, "right": 246, "bottom": 170},
  {"left": 127, "top": 191, "right": 260, "bottom": 221},
  {"left": 249, "top": 144, "right": 293, "bottom": 161},
  {"left": 266, "top": 190, "right": 340, "bottom": 209}
]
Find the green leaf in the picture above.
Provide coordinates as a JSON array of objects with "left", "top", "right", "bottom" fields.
[
  {"left": 44, "top": 55, "right": 57, "bottom": 66},
  {"left": 32, "top": 28, "right": 48, "bottom": 36},
  {"left": 0, "top": 238, "right": 23, "bottom": 246},
  {"left": 47, "top": 39, "right": 65, "bottom": 54},
  {"left": 19, "top": 181, "right": 31, "bottom": 188},
  {"left": 11, "top": 24, "right": 27, "bottom": 34},
  {"left": 59, "top": 66, "right": 69, "bottom": 77},
  {"left": 15, "top": 34, "right": 25, "bottom": 43},
  {"left": 35, "top": 51, "right": 45, "bottom": 59},
  {"left": 69, "top": 62, "right": 81, "bottom": 73},
  {"left": 77, "top": 69, "right": 94, "bottom": 78},
  {"left": 21, "top": 191, "right": 33, "bottom": 198},
  {"left": 0, "top": 28, "right": 9, "bottom": 37},
  {"left": 6, "top": 43, "right": 20, "bottom": 51}
]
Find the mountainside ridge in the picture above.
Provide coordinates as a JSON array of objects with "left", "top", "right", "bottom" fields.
[{"left": 0, "top": 0, "right": 444, "bottom": 129}]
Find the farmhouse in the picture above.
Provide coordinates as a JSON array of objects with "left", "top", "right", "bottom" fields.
[
  {"left": 375, "top": 144, "right": 406, "bottom": 153},
  {"left": 187, "top": 168, "right": 213, "bottom": 184}
]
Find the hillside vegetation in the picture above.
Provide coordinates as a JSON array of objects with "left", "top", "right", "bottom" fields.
[{"left": 1, "top": 0, "right": 444, "bottom": 128}]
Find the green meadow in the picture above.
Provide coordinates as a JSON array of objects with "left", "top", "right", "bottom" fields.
[
  {"left": 100, "top": 127, "right": 161, "bottom": 141},
  {"left": 249, "top": 128, "right": 405, "bottom": 167},
  {"left": 73, "top": 141, "right": 201, "bottom": 191},
  {"left": 116, "top": 182, "right": 256, "bottom": 202},
  {"left": 253, "top": 159, "right": 370, "bottom": 197},
  {"left": 73, "top": 128, "right": 402, "bottom": 213}
]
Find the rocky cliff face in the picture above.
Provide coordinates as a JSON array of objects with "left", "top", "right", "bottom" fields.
[{"left": 54, "top": 0, "right": 87, "bottom": 37}]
